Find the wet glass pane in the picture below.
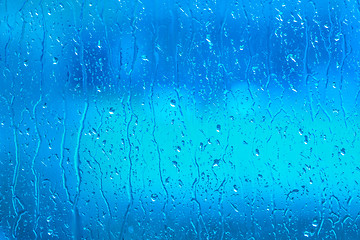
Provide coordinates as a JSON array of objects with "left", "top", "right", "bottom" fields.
[{"left": 1, "top": 0, "right": 360, "bottom": 239}]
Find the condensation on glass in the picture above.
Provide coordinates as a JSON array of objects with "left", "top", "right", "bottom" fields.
[{"left": 0, "top": 0, "right": 359, "bottom": 239}]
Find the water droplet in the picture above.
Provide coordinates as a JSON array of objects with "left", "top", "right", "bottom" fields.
[
  {"left": 299, "top": 128, "right": 303, "bottom": 135},
  {"left": 170, "top": 99, "right": 176, "bottom": 107},
  {"left": 304, "top": 135, "right": 308, "bottom": 144},
  {"left": 24, "top": 60, "right": 28, "bottom": 67},
  {"left": 53, "top": 57, "right": 58, "bottom": 64},
  {"left": 109, "top": 107, "right": 115, "bottom": 115},
  {"left": 199, "top": 142, "right": 204, "bottom": 150},
  {"left": 141, "top": 55, "right": 149, "bottom": 61},
  {"left": 255, "top": 149, "right": 260, "bottom": 156},
  {"left": 176, "top": 146, "right": 181, "bottom": 152},
  {"left": 340, "top": 148, "right": 345, "bottom": 155},
  {"left": 233, "top": 185, "right": 238, "bottom": 192},
  {"left": 312, "top": 219, "right": 318, "bottom": 227},
  {"left": 216, "top": 124, "right": 221, "bottom": 132},
  {"left": 213, "top": 159, "right": 220, "bottom": 167},
  {"left": 151, "top": 193, "right": 158, "bottom": 201}
]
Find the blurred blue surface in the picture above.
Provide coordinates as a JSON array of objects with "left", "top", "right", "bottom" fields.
[{"left": 1, "top": 0, "right": 360, "bottom": 239}]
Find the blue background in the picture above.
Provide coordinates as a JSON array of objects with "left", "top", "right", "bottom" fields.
[{"left": 1, "top": 0, "right": 360, "bottom": 239}]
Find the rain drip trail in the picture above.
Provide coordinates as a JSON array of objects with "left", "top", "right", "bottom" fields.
[
  {"left": 242, "top": 0, "right": 254, "bottom": 102},
  {"left": 89, "top": 152, "right": 112, "bottom": 238},
  {"left": 31, "top": 97, "right": 42, "bottom": 240},
  {"left": 150, "top": 86, "right": 170, "bottom": 234},
  {"left": 31, "top": 1, "right": 46, "bottom": 238},
  {"left": 303, "top": 15, "right": 314, "bottom": 122},
  {"left": 339, "top": 21, "right": 351, "bottom": 128},
  {"left": 10, "top": 96, "right": 20, "bottom": 239},
  {"left": 155, "top": 117, "right": 169, "bottom": 221},
  {"left": 170, "top": 8, "right": 184, "bottom": 119},
  {"left": 325, "top": 1, "right": 334, "bottom": 89},
  {"left": 192, "top": 150, "right": 208, "bottom": 239},
  {"left": 73, "top": 101, "right": 88, "bottom": 239},
  {"left": 119, "top": 4, "right": 138, "bottom": 238},
  {"left": 150, "top": 12, "right": 169, "bottom": 232},
  {"left": 5, "top": 0, "right": 21, "bottom": 237},
  {"left": 60, "top": 86, "right": 71, "bottom": 202},
  {"left": 119, "top": 109, "right": 135, "bottom": 240},
  {"left": 73, "top": 1, "right": 88, "bottom": 238}
]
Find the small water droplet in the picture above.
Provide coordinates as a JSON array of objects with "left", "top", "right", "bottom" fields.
[
  {"left": 312, "top": 219, "right": 318, "bottom": 227},
  {"left": 109, "top": 107, "right": 115, "bottom": 115},
  {"left": 199, "top": 142, "right": 204, "bottom": 150},
  {"left": 340, "top": 148, "right": 345, "bottom": 156},
  {"left": 141, "top": 55, "right": 149, "bottom": 61},
  {"left": 176, "top": 146, "right": 181, "bottom": 152},
  {"left": 170, "top": 99, "right": 176, "bottom": 107},
  {"left": 53, "top": 57, "right": 58, "bottom": 64},
  {"left": 255, "top": 149, "right": 260, "bottom": 156},
  {"left": 216, "top": 124, "right": 221, "bottom": 132},
  {"left": 24, "top": 60, "right": 28, "bottom": 67},
  {"left": 304, "top": 135, "right": 308, "bottom": 144},
  {"left": 151, "top": 193, "right": 158, "bottom": 201},
  {"left": 233, "top": 185, "right": 238, "bottom": 192},
  {"left": 213, "top": 159, "right": 220, "bottom": 167}
]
